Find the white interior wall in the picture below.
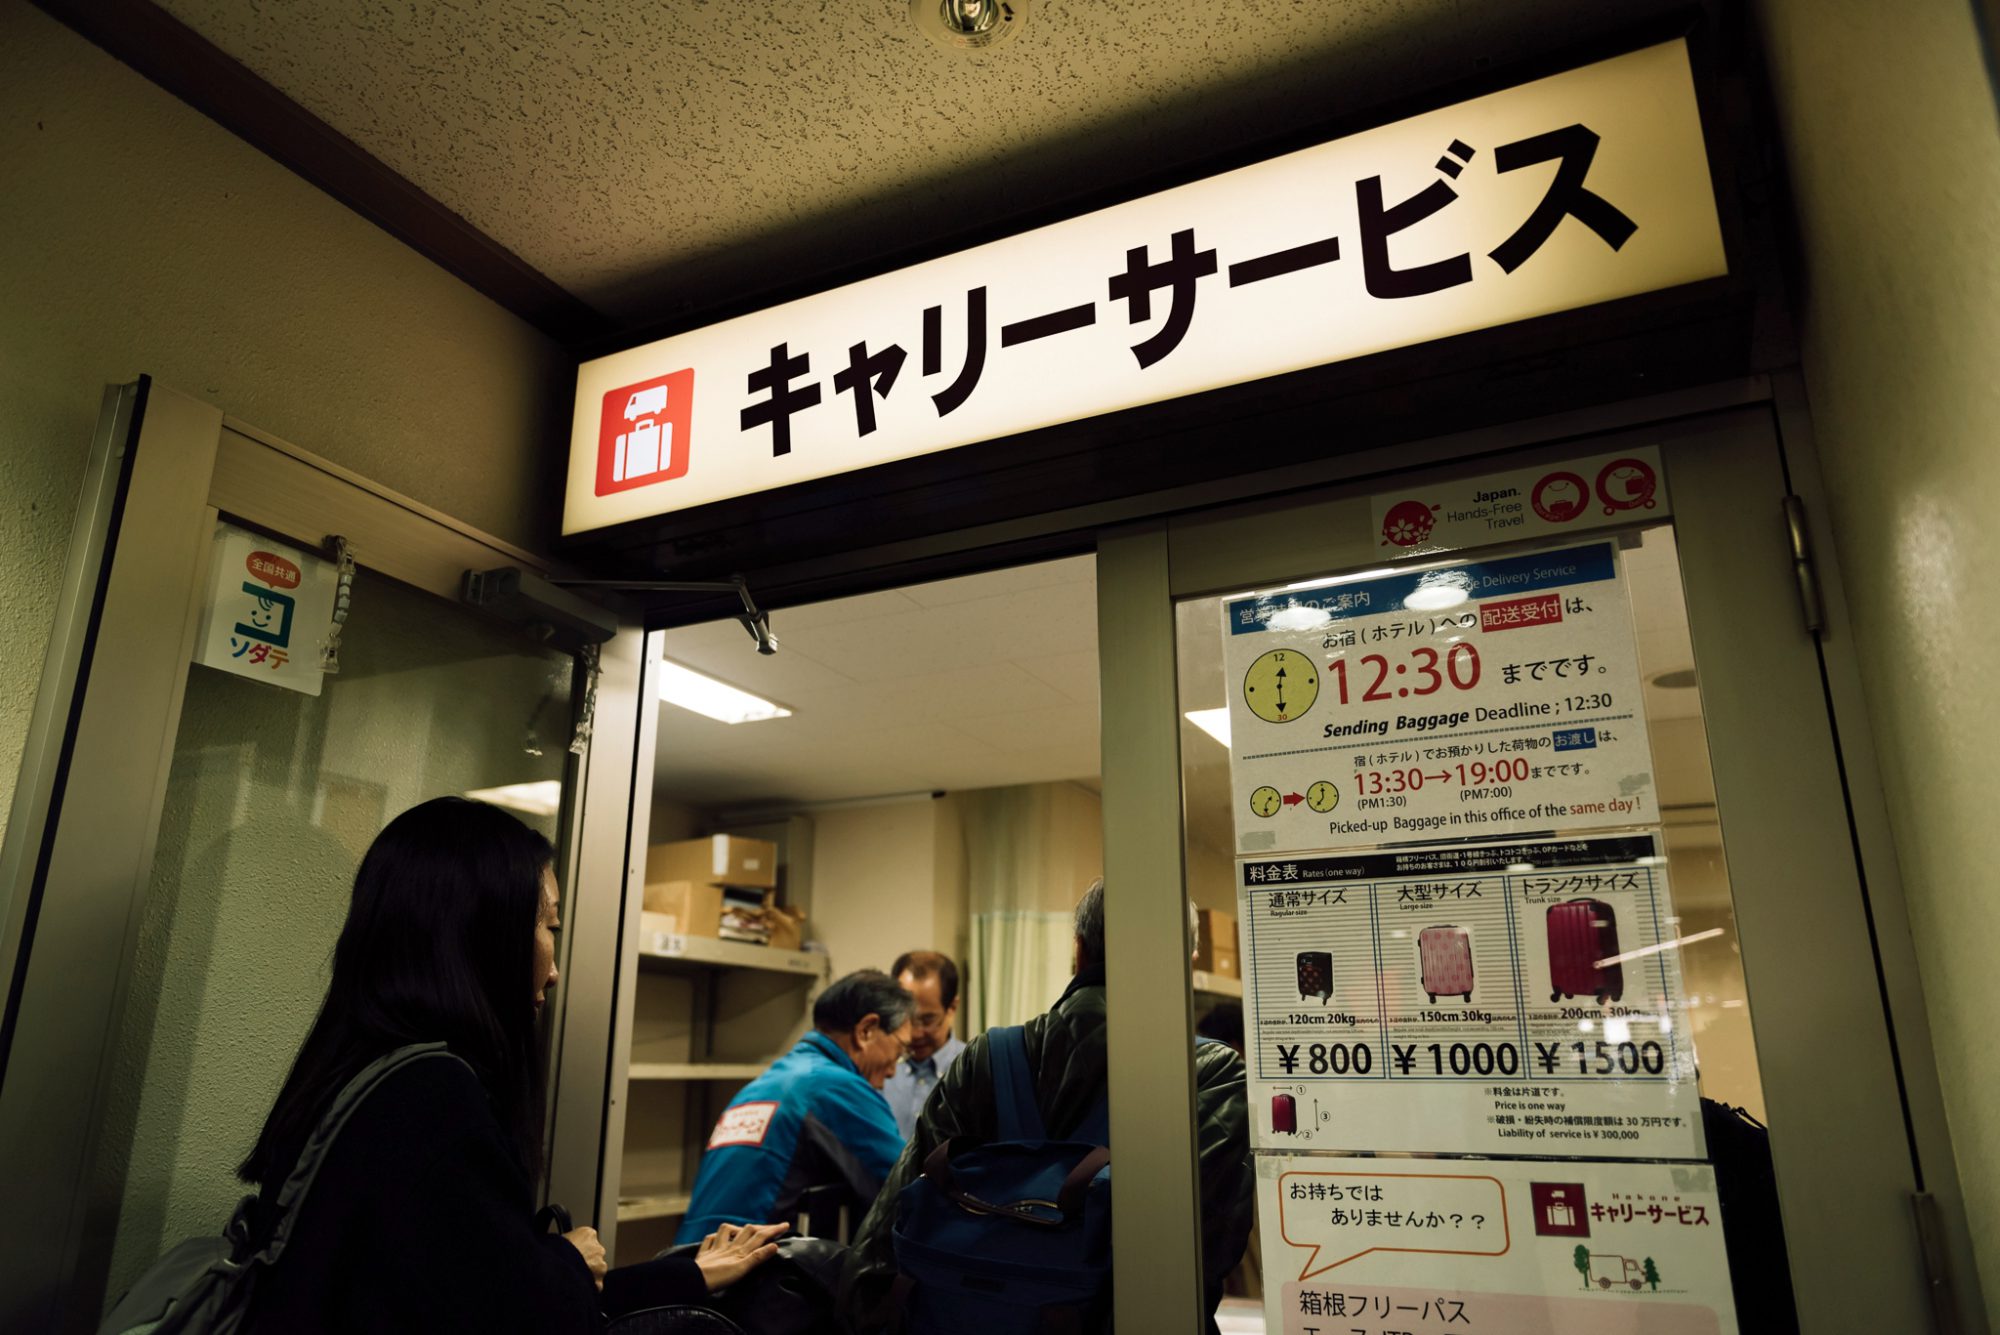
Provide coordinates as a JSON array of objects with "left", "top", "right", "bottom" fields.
[
  {"left": 807, "top": 798, "right": 953, "bottom": 982},
  {"left": 1756, "top": 0, "right": 2000, "bottom": 1319}
]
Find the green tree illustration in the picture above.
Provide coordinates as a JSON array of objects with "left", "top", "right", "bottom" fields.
[
  {"left": 1643, "top": 1257, "right": 1661, "bottom": 1291},
  {"left": 1573, "top": 1244, "right": 1591, "bottom": 1289}
]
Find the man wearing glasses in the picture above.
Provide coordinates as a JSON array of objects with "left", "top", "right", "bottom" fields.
[
  {"left": 881, "top": 951, "right": 966, "bottom": 1139},
  {"left": 676, "top": 969, "right": 914, "bottom": 1244}
]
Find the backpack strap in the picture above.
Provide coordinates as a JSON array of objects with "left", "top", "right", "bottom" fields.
[
  {"left": 986, "top": 1026, "right": 1045, "bottom": 1142},
  {"left": 258, "top": 1042, "right": 471, "bottom": 1262}
]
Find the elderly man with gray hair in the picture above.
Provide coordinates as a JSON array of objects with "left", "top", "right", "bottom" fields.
[
  {"left": 839, "top": 879, "right": 1254, "bottom": 1333},
  {"left": 676, "top": 969, "right": 914, "bottom": 1245}
]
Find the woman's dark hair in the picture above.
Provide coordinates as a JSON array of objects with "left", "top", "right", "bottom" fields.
[{"left": 240, "top": 797, "right": 555, "bottom": 1187}]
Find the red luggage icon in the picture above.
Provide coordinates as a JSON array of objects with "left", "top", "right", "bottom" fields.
[
  {"left": 1547, "top": 898, "right": 1624, "bottom": 1004},
  {"left": 1272, "top": 1093, "right": 1298, "bottom": 1134},
  {"left": 1296, "top": 951, "right": 1333, "bottom": 1004},
  {"left": 1418, "top": 924, "right": 1474, "bottom": 1003}
]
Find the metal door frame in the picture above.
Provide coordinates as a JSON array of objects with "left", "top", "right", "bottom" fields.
[
  {"left": 1097, "top": 395, "right": 1983, "bottom": 1333},
  {"left": 0, "top": 379, "right": 649, "bottom": 1332}
]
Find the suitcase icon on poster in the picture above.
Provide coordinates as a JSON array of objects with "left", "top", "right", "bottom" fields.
[
  {"left": 1547, "top": 898, "right": 1625, "bottom": 1004},
  {"left": 1418, "top": 924, "right": 1474, "bottom": 1003},
  {"left": 1272, "top": 1093, "right": 1297, "bottom": 1134},
  {"left": 1296, "top": 951, "right": 1333, "bottom": 1004}
]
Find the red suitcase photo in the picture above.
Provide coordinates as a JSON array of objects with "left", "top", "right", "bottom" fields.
[
  {"left": 1418, "top": 924, "right": 1474, "bottom": 1003},
  {"left": 1547, "top": 898, "right": 1624, "bottom": 1003},
  {"left": 1272, "top": 1093, "right": 1298, "bottom": 1134}
]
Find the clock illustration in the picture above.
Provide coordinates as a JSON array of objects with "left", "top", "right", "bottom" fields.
[
  {"left": 1243, "top": 649, "right": 1318, "bottom": 724},
  {"left": 1306, "top": 780, "right": 1339, "bottom": 813},
  {"left": 1250, "top": 786, "right": 1283, "bottom": 818}
]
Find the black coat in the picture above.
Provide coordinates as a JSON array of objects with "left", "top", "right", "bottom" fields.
[
  {"left": 838, "top": 967, "right": 1255, "bottom": 1333},
  {"left": 245, "top": 1054, "right": 704, "bottom": 1332}
]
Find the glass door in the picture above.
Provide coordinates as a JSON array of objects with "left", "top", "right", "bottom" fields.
[
  {"left": 1094, "top": 404, "right": 1945, "bottom": 1333},
  {"left": 0, "top": 381, "right": 618, "bottom": 1334},
  {"left": 85, "top": 557, "right": 577, "bottom": 1314}
]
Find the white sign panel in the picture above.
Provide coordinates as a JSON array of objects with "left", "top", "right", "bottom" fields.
[
  {"left": 565, "top": 41, "right": 1724, "bottom": 534},
  {"left": 193, "top": 523, "right": 338, "bottom": 697},
  {"left": 1239, "top": 835, "right": 1701, "bottom": 1159},
  {"left": 1258, "top": 1155, "right": 1741, "bottom": 1335},
  {"left": 1371, "top": 446, "right": 1667, "bottom": 556},
  {"left": 1224, "top": 540, "right": 1656, "bottom": 856}
]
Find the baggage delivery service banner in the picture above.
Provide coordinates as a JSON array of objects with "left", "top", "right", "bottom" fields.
[
  {"left": 1256, "top": 1154, "right": 1740, "bottom": 1335},
  {"left": 1221, "top": 540, "right": 1657, "bottom": 858},
  {"left": 1236, "top": 835, "right": 1702, "bottom": 1160}
]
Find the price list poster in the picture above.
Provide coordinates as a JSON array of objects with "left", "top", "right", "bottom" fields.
[
  {"left": 1218, "top": 535, "right": 1732, "bottom": 1327},
  {"left": 1238, "top": 837, "right": 1702, "bottom": 1160}
]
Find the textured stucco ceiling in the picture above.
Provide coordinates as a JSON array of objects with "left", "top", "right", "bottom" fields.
[{"left": 154, "top": 0, "right": 1633, "bottom": 326}]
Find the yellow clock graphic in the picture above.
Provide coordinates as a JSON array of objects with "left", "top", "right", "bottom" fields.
[
  {"left": 1307, "top": 780, "right": 1339, "bottom": 813},
  {"left": 1249, "top": 786, "right": 1283, "bottom": 818},
  {"left": 1243, "top": 648, "right": 1318, "bottom": 723}
]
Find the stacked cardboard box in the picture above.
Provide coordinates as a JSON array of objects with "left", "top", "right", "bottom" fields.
[
  {"left": 1193, "top": 908, "right": 1240, "bottom": 978},
  {"left": 641, "top": 835, "right": 787, "bottom": 945}
]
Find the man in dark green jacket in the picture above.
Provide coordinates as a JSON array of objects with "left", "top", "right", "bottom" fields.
[{"left": 837, "top": 879, "right": 1255, "bottom": 1334}]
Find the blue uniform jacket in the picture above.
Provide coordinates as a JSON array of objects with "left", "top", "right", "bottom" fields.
[{"left": 675, "top": 1031, "right": 905, "bottom": 1244}]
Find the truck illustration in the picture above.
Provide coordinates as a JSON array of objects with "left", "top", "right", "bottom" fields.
[
  {"left": 1588, "top": 1253, "right": 1645, "bottom": 1291},
  {"left": 614, "top": 385, "right": 673, "bottom": 483}
]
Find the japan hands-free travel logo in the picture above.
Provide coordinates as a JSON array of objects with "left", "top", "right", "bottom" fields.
[{"left": 596, "top": 369, "right": 695, "bottom": 495}]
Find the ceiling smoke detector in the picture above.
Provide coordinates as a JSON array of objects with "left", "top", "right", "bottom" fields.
[{"left": 912, "top": 0, "right": 1027, "bottom": 51}]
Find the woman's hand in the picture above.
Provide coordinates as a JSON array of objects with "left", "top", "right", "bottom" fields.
[
  {"left": 693, "top": 1221, "right": 790, "bottom": 1292},
  {"left": 564, "top": 1226, "right": 607, "bottom": 1291}
]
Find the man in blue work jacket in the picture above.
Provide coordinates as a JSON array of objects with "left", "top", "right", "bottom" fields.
[{"left": 677, "top": 969, "right": 913, "bottom": 1244}]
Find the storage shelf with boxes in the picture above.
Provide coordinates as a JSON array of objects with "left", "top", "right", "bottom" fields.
[
  {"left": 1193, "top": 907, "right": 1240, "bottom": 992},
  {"left": 615, "top": 832, "right": 824, "bottom": 1263}
]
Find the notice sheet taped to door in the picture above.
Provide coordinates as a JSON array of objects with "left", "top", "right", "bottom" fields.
[
  {"left": 1239, "top": 835, "right": 1701, "bottom": 1159},
  {"left": 1223, "top": 540, "right": 1656, "bottom": 856},
  {"left": 1257, "top": 1154, "right": 1741, "bottom": 1335}
]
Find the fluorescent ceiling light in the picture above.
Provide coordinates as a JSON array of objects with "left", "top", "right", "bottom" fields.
[
  {"left": 659, "top": 659, "right": 792, "bottom": 724},
  {"left": 1185, "top": 707, "right": 1231, "bottom": 747},
  {"left": 466, "top": 780, "right": 563, "bottom": 817}
]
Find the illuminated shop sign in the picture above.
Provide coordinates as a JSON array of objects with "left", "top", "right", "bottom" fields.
[{"left": 564, "top": 40, "right": 1723, "bottom": 535}]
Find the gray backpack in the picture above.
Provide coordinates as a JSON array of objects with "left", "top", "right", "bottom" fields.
[{"left": 98, "top": 1043, "right": 469, "bottom": 1335}]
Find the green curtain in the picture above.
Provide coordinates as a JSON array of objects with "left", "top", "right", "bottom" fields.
[{"left": 957, "top": 783, "right": 1102, "bottom": 1034}]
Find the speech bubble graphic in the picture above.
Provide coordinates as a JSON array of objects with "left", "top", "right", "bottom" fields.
[{"left": 1278, "top": 1171, "right": 1510, "bottom": 1279}]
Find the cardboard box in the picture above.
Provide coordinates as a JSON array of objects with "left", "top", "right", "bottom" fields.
[
  {"left": 640, "top": 880, "right": 722, "bottom": 937},
  {"left": 763, "top": 906, "right": 805, "bottom": 952},
  {"left": 645, "top": 835, "right": 779, "bottom": 890},
  {"left": 1194, "top": 908, "right": 1240, "bottom": 978}
]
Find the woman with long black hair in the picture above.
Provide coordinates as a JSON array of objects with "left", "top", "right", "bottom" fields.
[{"left": 237, "top": 796, "right": 783, "bottom": 1332}]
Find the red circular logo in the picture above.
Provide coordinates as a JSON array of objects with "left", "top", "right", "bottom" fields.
[
  {"left": 1531, "top": 471, "right": 1590, "bottom": 524},
  {"left": 1381, "top": 500, "right": 1438, "bottom": 547},
  {"left": 245, "top": 550, "right": 302, "bottom": 589},
  {"left": 1595, "top": 458, "right": 1659, "bottom": 514}
]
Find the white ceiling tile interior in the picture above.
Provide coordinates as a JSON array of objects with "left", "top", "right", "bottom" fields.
[{"left": 655, "top": 554, "right": 1100, "bottom": 807}]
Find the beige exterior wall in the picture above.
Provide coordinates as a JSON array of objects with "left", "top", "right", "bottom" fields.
[
  {"left": 1757, "top": 0, "right": 2000, "bottom": 1320},
  {"left": 0, "top": 5, "right": 568, "bottom": 851}
]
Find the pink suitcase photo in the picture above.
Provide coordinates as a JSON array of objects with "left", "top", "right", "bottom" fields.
[
  {"left": 1418, "top": 924, "right": 1474, "bottom": 1003},
  {"left": 1547, "top": 898, "right": 1624, "bottom": 1003}
]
